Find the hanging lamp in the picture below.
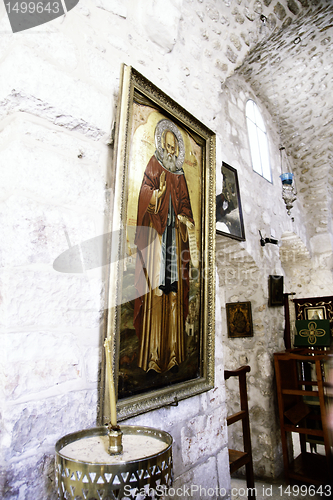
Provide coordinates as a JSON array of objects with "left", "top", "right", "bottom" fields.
[{"left": 279, "top": 146, "right": 297, "bottom": 217}]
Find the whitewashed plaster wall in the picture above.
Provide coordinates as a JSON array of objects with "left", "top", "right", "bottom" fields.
[
  {"left": 0, "top": 1, "right": 230, "bottom": 498},
  {"left": 0, "top": 0, "right": 330, "bottom": 499}
]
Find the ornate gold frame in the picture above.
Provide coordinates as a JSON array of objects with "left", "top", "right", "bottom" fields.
[{"left": 100, "top": 65, "right": 216, "bottom": 422}]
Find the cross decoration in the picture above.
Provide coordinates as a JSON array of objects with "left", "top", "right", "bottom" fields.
[{"left": 298, "top": 321, "right": 326, "bottom": 345}]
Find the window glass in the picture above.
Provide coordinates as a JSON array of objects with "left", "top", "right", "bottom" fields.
[
  {"left": 246, "top": 100, "right": 272, "bottom": 182},
  {"left": 254, "top": 103, "right": 265, "bottom": 132},
  {"left": 247, "top": 120, "right": 261, "bottom": 175},
  {"left": 246, "top": 99, "right": 255, "bottom": 121}
]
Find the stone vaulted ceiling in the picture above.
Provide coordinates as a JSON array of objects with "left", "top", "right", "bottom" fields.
[{"left": 235, "top": 1, "right": 333, "bottom": 243}]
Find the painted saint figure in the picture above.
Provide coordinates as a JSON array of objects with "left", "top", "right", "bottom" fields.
[{"left": 134, "top": 119, "right": 194, "bottom": 373}]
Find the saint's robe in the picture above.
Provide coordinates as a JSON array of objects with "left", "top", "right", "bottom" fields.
[{"left": 134, "top": 154, "right": 194, "bottom": 373}]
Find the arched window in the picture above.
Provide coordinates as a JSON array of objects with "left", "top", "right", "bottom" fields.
[{"left": 246, "top": 100, "right": 272, "bottom": 182}]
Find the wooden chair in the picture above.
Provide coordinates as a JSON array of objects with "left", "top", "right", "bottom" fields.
[{"left": 225, "top": 365, "right": 256, "bottom": 500}]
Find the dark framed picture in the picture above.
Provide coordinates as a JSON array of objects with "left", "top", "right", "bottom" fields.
[
  {"left": 101, "top": 65, "right": 216, "bottom": 422},
  {"left": 304, "top": 306, "right": 326, "bottom": 320},
  {"left": 268, "top": 275, "right": 284, "bottom": 307},
  {"left": 226, "top": 302, "right": 253, "bottom": 338},
  {"left": 216, "top": 162, "right": 245, "bottom": 241}
]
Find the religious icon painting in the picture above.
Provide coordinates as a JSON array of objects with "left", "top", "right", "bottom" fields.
[
  {"left": 101, "top": 65, "right": 216, "bottom": 422},
  {"left": 226, "top": 302, "right": 253, "bottom": 338},
  {"left": 304, "top": 306, "right": 326, "bottom": 320}
]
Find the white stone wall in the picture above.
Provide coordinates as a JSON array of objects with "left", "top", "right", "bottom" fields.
[
  {"left": 216, "top": 69, "right": 332, "bottom": 479},
  {"left": 1, "top": 0, "right": 332, "bottom": 499},
  {"left": 216, "top": 74, "right": 303, "bottom": 479}
]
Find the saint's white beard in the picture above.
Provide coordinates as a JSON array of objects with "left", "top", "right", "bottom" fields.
[{"left": 162, "top": 149, "right": 177, "bottom": 172}]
